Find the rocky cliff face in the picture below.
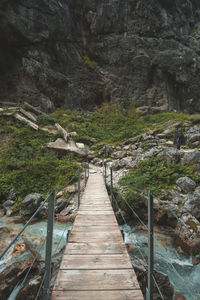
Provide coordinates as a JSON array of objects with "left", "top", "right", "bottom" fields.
[{"left": 1, "top": 0, "right": 200, "bottom": 112}]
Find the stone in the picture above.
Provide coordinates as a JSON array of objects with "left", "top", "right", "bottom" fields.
[
  {"left": 181, "top": 150, "right": 200, "bottom": 165},
  {"left": 69, "top": 131, "right": 77, "bottom": 137},
  {"left": 20, "top": 193, "right": 44, "bottom": 216},
  {"left": 163, "top": 147, "right": 181, "bottom": 163},
  {"left": 111, "top": 151, "right": 126, "bottom": 159},
  {"left": 174, "top": 213, "right": 200, "bottom": 256},
  {"left": 55, "top": 199, "right": 68, "bottom": 214},
  {"left": 188, "top": 134, "right": 200, "bottom": 144},
  {"left": 3, "top": 200, "right": 14, "bottom": 208},
  {"left": 0, "top": 258, "right": 39, "bottom": 300},
  {"left": 7, "top": 188, "right": 16, "bottom": 201},
  {"left": 131, "top": 256, "right": 174, "bottom": 300},
  {"left": 176, "top": 177, "right": 196, "bottom": 193},
  {"left": 46, "top": 138, "right": 87, "bottom": 157},
  {"left": 55, "top": 123, "right": 69, "bottom": 142},
  {"left": 16, "top": 275, "right": 42, "bottom": 300},
  {"left": 183, "top": 187, "right": 200, "bottom": 220}
]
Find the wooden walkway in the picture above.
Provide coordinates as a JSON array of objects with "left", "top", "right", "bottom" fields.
[{"left": 52, "top": 173, "right": 144, "bottom": 300}]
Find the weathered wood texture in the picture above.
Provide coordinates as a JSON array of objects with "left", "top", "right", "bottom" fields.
[{"left": 52, "top": 174, "right": 143, "bottom": 300}]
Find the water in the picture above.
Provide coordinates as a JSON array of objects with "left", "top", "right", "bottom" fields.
[
  {"left": 122, "top": 225, "right": 200, "bottom": 300},
  {"left": 0, "top": 216, "right": 72, "bottom": 273}
]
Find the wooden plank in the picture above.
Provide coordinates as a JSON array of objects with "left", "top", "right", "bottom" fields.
[
  {"left": 66, "top": 242, "right": 127, "bottom": 255},
  {"left": 52, "top": 173, "right": 144, "bottom": 300},
  {"left": 53, "top": 269, "right": 141, "bottom": 291},
  {"left": 74, "top": 215, "right": 118, "bottom": 225},
  {"left": 71, "top": 225, "right": 119, "bottom": 232},
  {"left": 69, "top": 231, "right": 123, "bottom": 243},
  {"left": 51, "top": 290, "right": 144, "bottom": 300},
  {"left": 60, "top": 254, "right": 132, "bottom": 269},
  {"left": 78, "top": 210, "right": 114, "bottom": 215}
]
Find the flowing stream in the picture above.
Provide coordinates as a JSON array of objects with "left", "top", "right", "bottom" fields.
[
  {"left": 122, "top": 225, "right": 200, "bottom": 300},
  {"left": 0, "top": 216, "right": 72, "bottom": 273}
]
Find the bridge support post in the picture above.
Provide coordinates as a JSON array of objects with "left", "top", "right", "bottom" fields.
[
  {"left": 87, "top": 162, "right": 89, "bottom": 177},
  {"left": 110, "top": 166, "right": 113, "bottom": 204},
  {"left": 102, "top": 159, "right": 105, "bottom": 183},
  {"left": 105, "top": 161, "right": 107, "bottom": 186},
  {"left": 43, "top": 189, "right": 55, "bottom": 300},
  {"left": 84, "top": 163, "right": 87, "bottom": 187},
  {"left": 146, "top": 190, "right": 154, "bottom": 300},
  {"left": 78, "top": 167, "right": 81, "bottom": 207}
]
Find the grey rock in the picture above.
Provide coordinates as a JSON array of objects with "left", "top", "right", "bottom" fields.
[
  {"left": 7, "top": 188, "right": 16, "bottom": 201},
  {"left": 55, "top": 199, "right": 68, "bottom": 214},
  {"left": 112, "top": 151, "right": 126, "bottom": 159},
  {"left": 175, "top": 213, "right": 200, "bottom": 256},
  {"left": 183, "top": 187, "right": 200, "bottom": 220},
  {"left": 1, "top": 0, "right": 200, "bottom": 112},
  {"left": 176, "top": 177, "right": 196, "bottom": 193},
  {"left": 194, "top": 164, "right": 200, "bottom": 173},
  {"left": 162, "top": 147, "right": 181, "bottom": 163},
  {"left": 181, "top": 150, "right": 200, "bottom": 165},
  {"left": 20, "top": 193, "right": 44, "bottom": 216},
  {"left": 188, "top": 134, "right": 200, "bottom": 144},
  {"left": 3, "top": 200, "right": 14, "bottom": 208},
  {"left": 131, "top": 255, "right": 174, "bottom": 300},
  {"left": 144, "top": 147, "right": 161, "bottom": 158}
]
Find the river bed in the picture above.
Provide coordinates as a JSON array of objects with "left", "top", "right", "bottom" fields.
[
  {"left": 122, "top": 224, "right": 200, "bottom": 300},
  {"left": 0, "top": 216, "right": 72, "bottom": 273}
]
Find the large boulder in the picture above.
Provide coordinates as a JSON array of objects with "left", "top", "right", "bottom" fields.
[
  {"left": 130, "top": 255, "right": 174, "bottom": 300},
  {"left": 20, "top": 193, "right": 44, "bottom": 216},
  {"left": 182, "top": 187, "right": 200, "bottom": 220},
  {"left": 176, "top": 177, "right": 196, "bottom": 193},
  {"left": 0, "top": 258, "right": 39, "bottom": 300},
  {"left": 162, "top": 147, "right": 181, "bottom": 163},
  {"left": 181, "top": 150, "right": 200, "bottom": 165},
  {"left": 174, "top": 213, "right": 200, "bottom": 256}
]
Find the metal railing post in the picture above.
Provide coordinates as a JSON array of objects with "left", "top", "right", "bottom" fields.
[
  {"left": 102, "top": 159, "right": 105, "bottom": 181},
  {"left": 78, "top": 167, "right": 81, "bottom": 208},
  {"left": 110, "top": 166, "right": 113, "bottom": 203},
  {"left": 146, "top": 190, "right": 154, "bottom": 300},
  {"left": 87, "top": 162, "right": 89, "bottom": 177},
  {"left": 43, "top": 189, "right": 55, "bottom": 300},
  {"left": 105, "top": 161, "right": 107, "bottom": 186},
  {"left": 84, "top": 163, "right": 87, "bottom": 187}
]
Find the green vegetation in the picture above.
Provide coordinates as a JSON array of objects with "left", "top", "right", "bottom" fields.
[
  {"left": 51, "top": 103, "right": 200, "bottom": 148},
  {"left": 83, "top": 56, "right": 98, "bottom": 69},
  {"left": 120, "top": 156, "right": 200, "bottom": 207},
  {"left": 37, "top": 114, "right": 55, "bottom": 126},
  {"left": 1, "top": 103, "right": 200, "bottom": 209},
  {"left": 0, "top": 116, "right": 79, "bottom": 207}
]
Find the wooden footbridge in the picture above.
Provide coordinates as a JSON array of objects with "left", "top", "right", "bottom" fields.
[{"left": 52, "top": 173, "right": 144, "bottom": 300}]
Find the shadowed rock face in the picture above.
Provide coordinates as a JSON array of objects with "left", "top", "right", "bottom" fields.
[{"left": 0, "top": 0, "right": 200, "bottom": 112}]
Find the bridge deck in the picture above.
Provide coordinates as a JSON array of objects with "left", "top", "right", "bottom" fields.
[{"left": 52, "top": 173, "right": 143, "bottom": 300}]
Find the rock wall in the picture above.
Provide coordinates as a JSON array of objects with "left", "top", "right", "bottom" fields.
[{"left": 0, "top": 0, "right": 200, "bottom": 112}]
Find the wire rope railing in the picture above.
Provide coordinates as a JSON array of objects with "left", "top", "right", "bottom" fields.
[
  {"left": 102, "top": 162, "right": 195, "bottom": 300},
  {"left": 0, "top": 163, "right": 89, "bottom": 300}
]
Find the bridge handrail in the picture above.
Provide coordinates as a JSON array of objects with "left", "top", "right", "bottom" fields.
[
  {"left": 0, "top": 163, "right": 89, "bottom": 300},
  {"left": 103, "top": 162, "right": 194, "bottom": 299},
  {"left": 0, "top": 190, "right": 53, "bottom": 261}
]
